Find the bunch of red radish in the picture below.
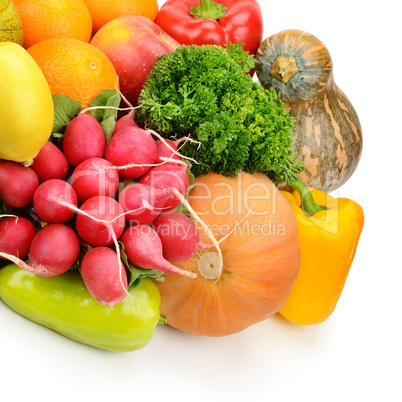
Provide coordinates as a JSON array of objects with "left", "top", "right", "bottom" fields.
[{"left": 0, "top": 108, "right": 203, "bottom": 308}]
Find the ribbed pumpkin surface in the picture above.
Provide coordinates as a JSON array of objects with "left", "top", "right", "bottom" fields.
[{"left": 155, "top": 171, "right": 301, "bottom": 337}]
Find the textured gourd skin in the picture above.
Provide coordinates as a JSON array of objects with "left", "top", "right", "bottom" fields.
[
  {"left": 284, "top": 75, "right": 362, "bottom": 191},
  {"left": 256, "top": 30, "right": 332, "bottom": 103},
  {"left": 255, "top": 30, "right": 363, "bottom": 192}
]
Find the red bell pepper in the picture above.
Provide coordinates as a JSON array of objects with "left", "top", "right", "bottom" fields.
[{"left": 155, "top": 0, "right": 264, "bottom": 56}]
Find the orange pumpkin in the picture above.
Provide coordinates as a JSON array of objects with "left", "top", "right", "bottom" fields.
[{"left": 155, "top": 171, "right": 300, "bottom": 336}]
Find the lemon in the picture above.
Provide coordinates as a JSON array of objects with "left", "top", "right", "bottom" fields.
[
  {"left": 0, "top": 42, "right": 54, "bottom": 164},
  {"left": 0, "top": 0, "right": 23, "bottom": 45}
]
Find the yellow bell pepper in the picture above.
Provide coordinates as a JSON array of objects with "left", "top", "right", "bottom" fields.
[{"left": 279, "top": 187, "right": 364, "bottom": 325}]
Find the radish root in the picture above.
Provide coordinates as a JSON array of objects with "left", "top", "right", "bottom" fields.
[
  {"left": 199, "top": 206, "right": 254, "bottom": 248},
  {"left": 79, "top": 77, "right": 140, "bottom": 116},
  {"left": 106, "top": 223, "right": 136, "bottom": 304},
  {"left": 0, "top": 214, "right": 19, "bottom": 220},
  {"left": 174, "top": 136, "right": 202, "bottom": 150},
  {"left": 96, "top": 135, "right": 199, "bottom": 175},
  {"left": 60, "top": 201, "right": 153, "bottom": 224},
  {"left": 97, "top": 155, "right": 186, "bottom": 173},
  {"left": 79, "top": 105, "right": 140, "bottom": 115},
  {"left": 158, "top": 157, "right": 188, "bottom": 168},
  {"left": 148, "top": 130, "right": 199, "bottom": 165},
  {"left": 0, "top": 251, "right": 42, "bottom": 275},
  {"left": 170, "top": 188, "right": 223, "bottom": 281}
]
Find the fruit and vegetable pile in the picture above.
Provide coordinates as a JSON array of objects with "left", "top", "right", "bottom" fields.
[{"left": 0, "top": 0, "right": 364, "bottom": 351}]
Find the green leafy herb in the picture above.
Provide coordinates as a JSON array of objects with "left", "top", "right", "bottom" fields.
[
  {"left": 51, "top": 94, "right": 82, "bottom": 139},
  {"left": 137, "top": 43, "right": 304, "bottom": 184},
  {"left": 88, "top": 89, "right": 121, "bottom": 143}
]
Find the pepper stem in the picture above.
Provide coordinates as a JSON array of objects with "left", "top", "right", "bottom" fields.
[
  {"left": 190, "top": 0, "right": 227, "bottom": 20},
  {"left": 289, "top": 179, "right": 328, "bottom": 215},
  {"left": 158, "top": 314, "right": 167, "bottom": 325}
]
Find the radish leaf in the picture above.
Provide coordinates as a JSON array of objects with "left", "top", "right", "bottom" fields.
[
  {"left": 51, "top": 94, "right": 82, "bottom": 139},
  {"left": 88, "top": 89, "right": 121, "bottom": 143}
]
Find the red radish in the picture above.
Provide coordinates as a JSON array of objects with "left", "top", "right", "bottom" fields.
[
  {"left": 31, "top": 141, "right": 69, "bottom": 182},
  {"left": 104, "top": 126, "right": 157, "bottom": 179},
  {"left": 63, "top": 114, "right": 106, "bottom": 167},
  {"left": 112, "top": 111, "right": 138, "bottom": 137},
  {"left": 80, "top": 246, "right": 128, "bottom": 308},
  {"left": 29, "top": 224, "right": 80, "bottom": 276},
  {"left": 33, "top": 179, "right": 78, "bottom": 223},
  {"left": 153, "top": 212, "right": 200, "bottom": 262},
  {"left": 0, "top": 216, "right": 37, "bottom": 260},
  {"left": 75, "top": 195, "right": 125, "bottom": 246},
  {"left": 0, "top": 223, "right": 80, "bottom": 277},
  {"left": 120, "top": 224, "right": 196, "bottom": 279},
  {"left": 111, "top": 90, "right": 138, "bottom": 137},
  {"left": 154, "top": 139, "right": 180, "bottom": 164},
  {"left": 71, "top": 157, "right": 119, "bottom": 202},
  {"left": 139, "top": 162, "right": 189, "bottom": 211},
  {"left": 118, "top": 183, "right": 168, "bottom": 225},
  {"left": 0, "top": 160, "right": 39, "bottom": 208}
]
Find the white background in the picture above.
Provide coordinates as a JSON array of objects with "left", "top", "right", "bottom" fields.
[{"left": 1, "top": 1, "right": 401, "bottom": 401}]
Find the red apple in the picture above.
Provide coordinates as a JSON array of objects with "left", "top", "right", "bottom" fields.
[{"left": 90, "top": 15, "right": 180, "bottom": 106}]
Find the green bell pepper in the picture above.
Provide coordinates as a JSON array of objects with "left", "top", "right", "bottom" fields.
[{"left": 0, "top": 264, "right": 161, "bottom": 352}]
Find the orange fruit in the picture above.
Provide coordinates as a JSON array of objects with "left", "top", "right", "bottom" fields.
[
  {"left": 13, "top": 0, "right": 92, "bottom": 48},
  {"left": 82, "top": 0, "right": 158, "bottom": 34},
  {"left": 27, "top": 37, "right": 119, "bottom": 108}
]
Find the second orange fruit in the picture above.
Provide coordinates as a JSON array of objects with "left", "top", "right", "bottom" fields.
[
  {"left": 83, "top": 0, "right": 159, "bottom": 34},
  {"left": 27, "top": 37, "right": 119, "bottom": 108},
  {"left": 13, "top": 0, "right": 92, "bottom": 48}
]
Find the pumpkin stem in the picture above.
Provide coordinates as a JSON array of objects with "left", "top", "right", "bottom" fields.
[
  {"left": 290, "top": 179, "right": 328, "bottom": 215},
  {"left": 158, "top": 315, "right": 167, "bottom": 325},
  {"left": 190, "top": 0, "right": 227, "bottom": 20},
  {"left": 270, "top": 56, "right": 299, "bottom": 84},
  {"left": 196, "top": 252, "right": 222, "bottom": 280}
]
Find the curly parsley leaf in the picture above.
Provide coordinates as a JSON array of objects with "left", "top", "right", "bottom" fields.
[{"left": 137, "top": 43, "right": 304, "bottom": 184}]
